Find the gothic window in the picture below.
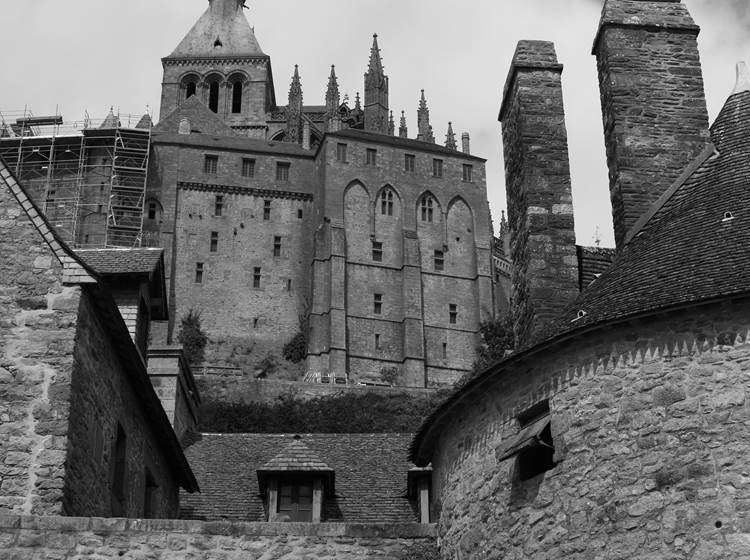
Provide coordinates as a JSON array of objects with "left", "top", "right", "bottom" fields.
[
  {"left": 209, "top": 81, "right": 220, "bottom": 113},
  {"left": 420, "top": 196, "right": 435, "bottom": 222},
  {"left": 147, "top": 202, "right": 157, "bottom": 220},
  {"left": 231, "top": 81, "right": 243, "bottom": 114},
  {"left": 186, "top": 82, "right": 197, "bottom": 99},
  {"left": 380, "top": 190, "right": 394, "bottom": 216}
]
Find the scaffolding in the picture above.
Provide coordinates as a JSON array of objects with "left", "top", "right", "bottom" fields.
[{"left": 0, "top": 107, "right": 151, "bottom": 248}]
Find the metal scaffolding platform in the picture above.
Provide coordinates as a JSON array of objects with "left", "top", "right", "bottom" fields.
[{"left": 0, "top": 107, "right": 151, "bottom": 248}]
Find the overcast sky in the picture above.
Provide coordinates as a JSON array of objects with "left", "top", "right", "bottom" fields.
[{"left": 2, "top": 0, "right": 749, "bottom": 247}]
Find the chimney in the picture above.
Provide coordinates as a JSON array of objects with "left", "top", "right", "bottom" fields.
[
  {"left": 593, "top": 0, "right": 710, "bottom": 249},
  {"left": 499, "top": 40, "right": 579, "bottom": 344},
  {"left": 461, "top": 132, "right": 470, "bottom": 155},
  {"left": 147, "top": 346, "right": 200, "bottom": 443},
  {"left": 302, "top": 120, "right": 311, "bottom": 150}
]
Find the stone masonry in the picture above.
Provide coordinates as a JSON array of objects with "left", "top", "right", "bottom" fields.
[
  {"left": 594, "top": 0, "right": 710, "bottom": 248},
  {"left": 499, "top": 41, "right": 579, "bottom": 343}
]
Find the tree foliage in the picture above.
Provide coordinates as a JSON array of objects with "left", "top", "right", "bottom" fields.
[
  {"left": 473, "top": 314, "right": 515, "bottom": 373},
  {"left": 177, "top": 309, "right": 208, "bottom": 365},
  {"left": 199, "top": 390, "right": 450, "bottom": 433}
]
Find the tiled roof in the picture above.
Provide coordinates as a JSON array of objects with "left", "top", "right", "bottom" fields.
[
  {"left": 75, "top": 248, "right": 164, "bottom": 276},
  {"left": 576, "top": 245, "right": 616, "bottom": 292},
  {"left": 181, "top": 433, "right": 419, "bottom": 523},
  {"left": 259, "top": 440, "right": 333, "bottom": 472},
  {"left": 412, "top": 89, "right": 750, "bottom": 465}
]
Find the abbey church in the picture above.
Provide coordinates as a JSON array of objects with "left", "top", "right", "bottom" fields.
[{"left": 3, "top": 0, "right": 750, "bottom": 558}]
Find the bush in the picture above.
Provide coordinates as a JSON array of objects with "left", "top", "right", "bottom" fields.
[
  {"left": 380, "top": 366, "right": 399, "bottom": 386},
  {"left": 282, "top": 331, "right": 307, "bottom": 363},
  {"left": 199, "top": 390, "right": 450, "bottom": 433},
  {"left": 177, "top": 309, "right": 207, "bottom": 365}
]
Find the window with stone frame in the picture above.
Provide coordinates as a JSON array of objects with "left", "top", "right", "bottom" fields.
[
  {"left": 214, "top": 195, "right": 224, "bottom": 217},
  {"left": 195, "top": 262, "right": 204, "bottom": 283},
  {"left": 372, "top": 241, "right": 383, "bottom": 262},
  {"left": 263, "top": 200, "right": 271, "bottom": 220},
  {"left": 432, "top": 158, "right": 443, "bottom": 178},
  {"left": 276, "top": 162, "right": 290, "bottom": 182},
  {"left": 204, "top": 155, "right": 218, "bottom": 174},
  {"left": 373, "top": 293, "right": 383, "bottom": 314},
  {"left": 210, "top": 231, "right": 219, "bottom": 252},
  {"left": 242, "top": 158, "right": 255, "bottom": 178},
  {"left": 434, "top": 249, "right": 444, "bottom": 271},
  {"left": 462, "top": 163, "right": 473, "bottom": 182},
  {"left": 253, "top": 267, "right": 262, "bottom": 289},
  {"left": 420, "top": 196, "right": 435, "bottom": 222},
  {"left": 404, "top": 153, "right": 416, "bottom": 172},
  {"left": 336, "top": 143, "right": 348, "bottom": 163},
  {"left": 366, "top": 148, "right": 377, "bottom": 166},
  {"left": 380, "top": 190, "right": 394, "bottom": 216},
  {"left": 449, "top": 303, "right": 457, "bottom": 324},
  {"left": 273, "top": 236, "right": 282, "bottom": 257}
]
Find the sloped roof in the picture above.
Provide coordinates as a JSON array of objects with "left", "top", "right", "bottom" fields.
[
  {"left": 411, "top": 87, "right": 750, "bottom": 465},
  {"left": 75, "top": 248, "right": 164, "bottom": 276},
  {"left": 259, "top": 439, "right": 333, "bottom": 472},
  {"left": 155, "top": 96, "right": 236, "bottom": 137},
  {"left": 167, "top": 0, "right": 265, "bottom": 59},
  {"left": 180, "top": 433, "right": 419, "bottom": 523}
]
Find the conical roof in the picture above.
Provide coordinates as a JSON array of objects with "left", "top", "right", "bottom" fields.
[{"left": 167, "top": 0, "right": 265, "bottom": 59}]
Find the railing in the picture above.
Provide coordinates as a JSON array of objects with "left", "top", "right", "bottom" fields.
[
  {"left": 193, "top": 364, "right": 243, "bottom": 377},
  {"left": 303, "top": 371, "right": 348, "bottom": 385}
]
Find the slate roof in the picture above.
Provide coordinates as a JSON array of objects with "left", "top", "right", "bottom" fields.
[
  {"left": 259, "top": 440, "right": 333, "bottom": 472},
  {"left": 576, "top": 245, "right": 616, "bottom": 292},
  {"left": 411, "top": 88, "right": 750, "bottom": 465},
  {"left": 166, "top": 0, "right": 266, "bottom": 59},
  {"left": 154, "top": 96, "right": 237, "bottom": 137},
  {"left": 180, "top": 433, "right": 419, "bottom": 523},
  {"left": 75, "top": 248, "right": 164, "bottom": 276}
]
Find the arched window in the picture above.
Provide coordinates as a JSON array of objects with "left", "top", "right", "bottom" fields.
[
  {"left": 231, "top": 82, "right": 243, "bottom": 114},
  {"left": 186, "top": 82, "right": 197, "bottom": 99},
  {"left": 209, "top": 81, "right": 220, "bottom": 113},
  {"left": 420, "top": 196, "right": 434, "bottom": 222},
  {"left": 380, "top": 190, "right": 394, "bottom": 216}
]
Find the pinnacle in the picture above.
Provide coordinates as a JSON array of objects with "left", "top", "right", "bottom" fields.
[
  {"left": 733, "top": 61, "right": 750, "bottom": 95},
  {"left": 367, "top": 33, "right": 384, "bottom": 75}
]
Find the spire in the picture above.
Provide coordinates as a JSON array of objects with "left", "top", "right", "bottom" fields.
[
  {"left": 399, "top": 110, "right": 408, "bottom": 138},
  {"left": 325, "top": 65, "right": 341, "bottom": 133},
  {"left": 445, "top": 122, "right": 457, "bottom": 150},
  {"left": 355, "top": 92, "right": 362, "bottom": 111},
  {"left": 417, "top": 90, "right": 434, "bottom": 143},
  {"left": 286, "top": 65, "right": 304, "bottom": 144},
  {"left": 167, "top": 0, "right": 265, "bottom": 58},
  {"left": 364, "top": 33, "right": 389, "bottom": 134},
  {"left": 388, "top": 111, "right": 395, "bottom": 136}
]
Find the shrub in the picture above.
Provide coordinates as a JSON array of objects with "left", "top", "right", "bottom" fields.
[
  {"left": 177, "top": 309, "right": 207, "bottom": 365},
  {"left": 380, "top": 366, "right": 399, "bottom": 386},
  {"left": 282, "top": 331, "right": 307, "bottom": 363}
]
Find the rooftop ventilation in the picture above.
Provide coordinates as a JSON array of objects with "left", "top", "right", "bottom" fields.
[
  {"left": 572, "top": 310, "right": 587, "bottom": 322},
  {"left": 723, "top": 211, "right": 735, "bottom": 221},
  {"left": 214, "top": 37, "right": 223, "bottom": 48}
]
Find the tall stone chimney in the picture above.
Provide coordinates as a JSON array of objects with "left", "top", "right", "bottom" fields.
[
  {"left": 499, "top": 41, "right": 579, "bottom": 344},
  {"left": 593, "top": 0, "right": 710, "bottom": 248}
]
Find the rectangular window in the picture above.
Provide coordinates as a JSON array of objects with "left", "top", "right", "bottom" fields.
[
  {"left": 276, "top": 162, "right": 290, "bottom": 181},
  {"left": 143, "top": 470, "right": 158, "bottom": 519},
  {"left": 297, "top": 209, "right": 303, "bottom": 219},
  {"left": 195, "top": 262, "right": 204, "bottom": 283},
  {"left": 336, "top": 143, "right": 348, "bottom": 163},
  {"left": 242, "top": 158, "right": 256, "bottom": 178},
  {"left": 210, "top": 231, "right": 218, "bottom": 252},
  {"left": 263, "top": 200, "right": 271, "bottom": 220},
  {"left": 373, "top": 293, "right": 383, "bottom": 315},
  {"left": 432, "top": 158, "right": 443, "bottom": 178},
  {"left": 286, "top": 278, "right": 293, "bottom": 291},
  {"left": 405, "top": 154, "right": 415, "bottom": 172},
  {"left": 278, "top": 481, "right": 313, "bottom": 522},
  {"left": 204, "top": 155, "right": 218, "bottom": 174},
  {"left": 462, "top": 164, "right": 473, "bottom": 182},
  {"left": 434, "top": 250, "right": 444, "bottom": 271},
  {"left": 372, "top": 241, "right": 383, "bottom": 262},
  {"left": 449, "top": 303, "right": 457, "bottom": 324},
  {"left": 442, "top": 342, "right": 447, "bottom": 359},
  {"left": 253, "top": 267, "right": 261, "bottom": 289},
  {"left": 273, "top": 236, "right": 282, "bottom": 257},
  {"left": 111, "top": 425, "right": 127, "bottom": 515},
  {"left": 214, "top": 195, "right": 223, "bottom": 217},
  {"left": 147, "top": 202, "right": 157, "bottom": 220},
  {"left": 366, "top": 148, "right": 377, "bottom": 166},
  {"left": 375, "top": 333, "right": 381, "bottom": 350}
]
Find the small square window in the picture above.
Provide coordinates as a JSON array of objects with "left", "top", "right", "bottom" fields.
[
  {"left": 297, "top": 209, "right": 303, "bottom": 219},
  {"left": 449, "top": 303, "right": 457, "bottom": 324},
  {"left": 195, "top": 262, "right": 204, "bottom": 283},
  {"left": 432, "top": 158, "right": 443, "bottom": 178},
  {"left": 242, "top": 158, "right": 256, "bottom": 178},
  {"left": 210, "top": 231, "right": 218, "bottom": 252},
  {"left": 276, "top": 162, "right": 290, "bottom": 182},
  {"left": 374, "top": 293, "right": 383, "bottom": 315},
  {"left": 273, "top": 236, "right": 282, "bottom": 257},
  {"left": 366, "top": 148, "right": 377, "bottom": 166},
  {"left": 204, "top": 155, "right": 218, "bottom": 174},
  {"left": 462, "top": 164, "right": 473, "bottom": 182},
  {"left": 214, "top": 195, "right": 223, "bottom": 217},
  {"left": 405, "top": 154, "right": 415, "bottom": 172},
  {"left": 336, "top": 143, "right": 347, "bottom": 163},
  {"left": 253, "top": 267, "right": 262, "bottom": 289},
  {"left": 263, "top": 200, "right": 271, "bottom": 220},
  {"left": 372, "top": 241, "right": 383, "bottom": 262},
  {"left": 434, "top": 250, "right": 444, "bottom": 271}
]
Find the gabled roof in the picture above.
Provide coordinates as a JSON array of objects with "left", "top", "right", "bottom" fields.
[
  {"left": 166, "top": 0, "right": 265, "bottom": 59},
  {"left": 155, "top": 96, "right": 236, "bottom": 137},
  {"left": 259, "top": 439, "right": 333, "bottom": 472},
  {"left": 411, "top": 82, "right": 750, "bottom": 465},
  {"left": 181, "top": 433, "right": 419, "bottom": 523}
]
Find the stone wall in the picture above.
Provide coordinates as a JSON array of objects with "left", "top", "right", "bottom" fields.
[
  {"left": 0, "top": 175, "right": 79, "bottom": 516},
  {"left": 0, "top": 515, "right": 438, "bottom": 559},
  {"left": 64, "top": 289, "right": 180, "bottom": 519},
  {"left": 429, "top": 299, "right": 750, "bottom": 558},
  {"left": 594, "top": 0, "right": 710, "bottom": 248}
]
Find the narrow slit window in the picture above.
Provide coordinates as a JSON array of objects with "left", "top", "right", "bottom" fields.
[
  {"left": 297, "top": 209, "right": 303, "bottom": 219},
  {"left": 442, "top": 342, "right": 447, "bottom": 359},
  {"left": 253, "top": 267, "right": 262, "bottom": 289},
  {"left": 375, "top": 333, "right": 381, "bottom": 350},
  {"left": 111, "top": 425, "right": 127, "bottom": 515}
]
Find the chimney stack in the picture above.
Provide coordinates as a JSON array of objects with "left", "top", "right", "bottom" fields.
[
  {"left": 593, "top": 0, "right": 710, "bottom": 248},
  {"left": 461, "top": 132, "right": 470, "bottom": 155},
  {"left": 499, "top": 40, "right": 579, "bottom": 343}
]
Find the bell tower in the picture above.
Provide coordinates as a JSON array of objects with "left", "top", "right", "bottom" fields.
[{"left": 158, "top": 0, "right": 276, "bottom": 138}]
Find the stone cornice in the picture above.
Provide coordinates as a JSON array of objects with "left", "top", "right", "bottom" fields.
[
  {"left": 162, "top": 56, "right": 269, "bottom": 67},
  {"left": 177, "top": 181, "right": 313, "bottom": 201}
]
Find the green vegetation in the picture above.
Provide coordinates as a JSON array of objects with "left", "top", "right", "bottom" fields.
[
  {"left": 177, "top": 309, "right": 208, "bottom": 365},
  {"left": 199, "top": 390, "right": 450, "bottom": 433}
]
